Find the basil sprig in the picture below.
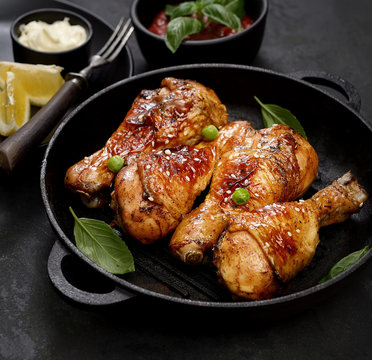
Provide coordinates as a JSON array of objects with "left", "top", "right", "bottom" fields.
[
  {"left": 69, "top": 207, "right": 135, "bottom": 275},
  {"left": 319, "top": 246, "right": 369, "bottom": 284},
  {"left": 165, "top": 0, "right": 245, "bottom": 53},
  {"left": 254, "top": 96, "right": 308, "bottom": 139}
]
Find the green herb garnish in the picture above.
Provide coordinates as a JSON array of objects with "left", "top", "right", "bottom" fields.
[
  {"left": 319, "top": 246, "right": 369, "bottom": 284},
  {"left": 165, "top": 0, "right": 245, "bottom": 53},
  {"left": 254, "top": 96, "right": 308, "bottom": 139},
  {"left": 69, "top": 207, "right": 135, "bottom": 275}
]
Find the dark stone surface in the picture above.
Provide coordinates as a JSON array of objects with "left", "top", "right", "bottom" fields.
[{"left": 1, "top": 0, "right": 372, "bottom": 359}]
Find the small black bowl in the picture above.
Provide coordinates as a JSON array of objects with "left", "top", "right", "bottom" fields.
[
  {"left": 11, "top": 8, "right": 93, "bottom": 73},
  {"left": 131, "top": 0, "right": 268, "bottom": 67}
]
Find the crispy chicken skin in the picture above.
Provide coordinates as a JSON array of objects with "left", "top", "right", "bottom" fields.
[
  {"left": 111, "top": 145, "right": 218, "bottom": 244},
  {"left": 214, "top": 172, "right": 368, "bottom": 300},
  {"left": 111, "top": 121, "right": 255, "bottom": 244},
  {"left": 169, "top": 125, "right": 319, "bottom": 265},
  {"left": 65, "top": 77, "right": 228, "bottom": 207}
]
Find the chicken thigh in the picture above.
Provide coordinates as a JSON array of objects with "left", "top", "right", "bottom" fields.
[
  {"left": 214, "top": 172, "right": 368, "bottom": 300},
  {"left": 65, "top": 77, "right": 228, "bottom": 207}
]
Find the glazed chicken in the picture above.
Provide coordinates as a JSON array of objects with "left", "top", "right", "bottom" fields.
[
  {"left": 111, "top": 121, "right": 256, "bottom": 244},
  {"left": 214, "top": 172, "right": 368, "bottom": 300},
  {"left": 65, "top": 77, "right": 228, "bottom": 207},
  {"left": 169, "top": 124, "right": 319, "bottom": 265}
]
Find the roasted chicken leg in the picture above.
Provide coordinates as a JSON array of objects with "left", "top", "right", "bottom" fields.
[
  {"left": 65, "top": 77, "right": 228, "bottom": 207},
  {"left": 111, "top": 121, "right": 256, "bottom": 244},
  {"left": 170, "top": 125, "right": 318, "bottom": 265},
  {"left": 214, "top": 172, "right": 368, "bottom": 300}
]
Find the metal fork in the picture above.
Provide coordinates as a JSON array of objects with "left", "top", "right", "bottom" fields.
[{"left": 0, "top": 18, "right": 134, "bottom": 173}]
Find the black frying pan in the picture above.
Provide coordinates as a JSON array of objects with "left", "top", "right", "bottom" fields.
[{"left": 41, "top": 64, "right": 372, "bottom": 316}]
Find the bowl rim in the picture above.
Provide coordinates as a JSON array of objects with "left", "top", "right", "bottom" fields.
[
  {"left": 10, "top": 7, "right": 93, "bottom": 56},
  {"left": 130, "top": 0, "right": 269, "bottom": 46}
]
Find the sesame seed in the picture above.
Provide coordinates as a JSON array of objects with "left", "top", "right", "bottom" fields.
[
  {"left": 165, "top": 139, "right": 169, "bottom": 144},
  {"left": 226, "top": 190, "right": 232, "bottom": 194},
  {"left": 211, "top": 215, "right": 215, "bottom": 220},
  {"left": 231, "top": 174, "right": 237, "bottom": 179},
  {"left": 164, "top": 149, "right": 171, "bottom": 155},
  {"left": 224, "top": 197, "right": 228, "bottom": 202},
  {"left": 185, "top": 176, "right": 190, "bottom": 181},
  {"left": 287, "top": 231, "right": 292, "bottom": 237},
  {"left": 296, "top": 229, "right": 301, "bottom": 233},
  {"left": 167, "top": 134, "right": 173, "bottom": 138},
  {"left": 166, "top": 171, "right": 170, "bottom": 176},
  {"left": 148, "top": 196, "right": 154, "bottom": 202},
  {"left": 166, "top": 156, "right": 170, "bottom": 160},
  {"left": 146, "top": 164, "right": 151, "bottom": 170},
  {"left": 195, "top": 158, "right": 201, "bottom": 162},
  {"left": 151, "top": 141, "right": 155, "bottom": 147},
  {"left": 295, "top": 207, "right": 300, "bottom": 212}
]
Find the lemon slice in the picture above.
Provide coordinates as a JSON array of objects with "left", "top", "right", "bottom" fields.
[
  {"left": 0, "top": 61, "right": 64, "bottom": 106},
  {"left": 0, "top": 71, "right": 30, "bottom": 136}
]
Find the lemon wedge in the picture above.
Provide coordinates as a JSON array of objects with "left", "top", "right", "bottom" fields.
[
  {"left": 0, "top": 72, "right": 30, "bottom": 136},
  {"left": 0, "top": 61, "right": 64, "bottom": 106},
  {"left": 0, "top": 61, "right": 64, "bottom": 136}
]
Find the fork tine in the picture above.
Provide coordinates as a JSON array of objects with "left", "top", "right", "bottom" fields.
[
  {"left": 97, "top": 17, "right": 125, "bottom": 57},
  {"left": 106, "top": 26, "right": 134, "bottom": 62},
  {"left": 100, "top": 19, "right": 133, "bottom": 59}
]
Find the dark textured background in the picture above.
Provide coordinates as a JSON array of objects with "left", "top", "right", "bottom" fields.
[{"left": 1, "top": 0, "right": 372, "bottom": 359}]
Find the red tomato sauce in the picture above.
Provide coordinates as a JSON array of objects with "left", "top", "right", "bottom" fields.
[{"left": 148, "top": 10, "right": 253, "bottom": 40}]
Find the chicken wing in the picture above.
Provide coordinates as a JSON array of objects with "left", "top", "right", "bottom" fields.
[
  {"left": 169, "top": 125, "right": 318, "bottom": 265},
  {"left": 214, "top": 172, "right": 368, "bottom": 300},
  {"left": 111, "top": 121, "right": 256, "bottom": 244},
  {"left": 65, "top": 77, "right": 228, "bottom": 207}
]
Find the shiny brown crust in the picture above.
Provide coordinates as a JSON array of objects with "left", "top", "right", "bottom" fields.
[
  {"left": 65, "top": 77, "right": 228, "bottom": 205},
  {"left": 111, "top": 144, "right": 217, "bottom": 244},
  {"left": 214, "top": 171, "right": 368, "bottom": 300},
  {"left": 169, "top": 124, "right": 319, "bottom": 265}
]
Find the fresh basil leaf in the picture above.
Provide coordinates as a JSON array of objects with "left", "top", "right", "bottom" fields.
[
  {"left": 165, "top": 17, "right": 202, "bottom": 53},
  {"left": 254, "top": 96, "right": 308, "bottom": 140},
  {"left": 168, "top": 2, "right": 197, "bottom": 20},
  {"left": 69, "top": 207, "right": 135, "bottom": 275},
  {"left": 319, "top": 246, "right": 369, "bottom": 284},
  {"left": 196, "top": 0, "right": 215, "bottom": 8},
  {"left": 165, "top": 4, "right": 177, "bottom": 17},
  {"left": 202, "top": 4, "right": 242, "bottom": 30},
  {"left": 215, "top": 0, "right": 245, "bottom": 18}
]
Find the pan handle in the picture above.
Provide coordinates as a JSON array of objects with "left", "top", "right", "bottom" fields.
[
  {"left": 47, "top": 240, "right": 136, "bottom": 306},
  {"left": 289, "top": 70, "right": 361, "bottom": 113}
]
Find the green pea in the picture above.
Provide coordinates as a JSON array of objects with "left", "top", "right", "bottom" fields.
[
  {"left": 202, "top": 124, "right": 219, "bottom": 141},
  {"left": 232, "top": 188, "right": 250, "bottom": 205},
  {"left": 108, "top": 155, "right": 125, "bottom": 173}
]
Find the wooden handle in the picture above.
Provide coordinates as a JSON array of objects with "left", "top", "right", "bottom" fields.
[{"left": 0, "top": 77, "right": 85, "bottom": 173}]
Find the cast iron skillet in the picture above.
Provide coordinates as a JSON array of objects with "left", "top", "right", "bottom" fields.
[{"left": 41, "top": 64, "right": 372, "bottom": 315}]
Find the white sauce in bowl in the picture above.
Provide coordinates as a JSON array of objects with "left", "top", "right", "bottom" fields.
[{"left": 18, "top": 17, "right": 87, "bottom": 52}]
